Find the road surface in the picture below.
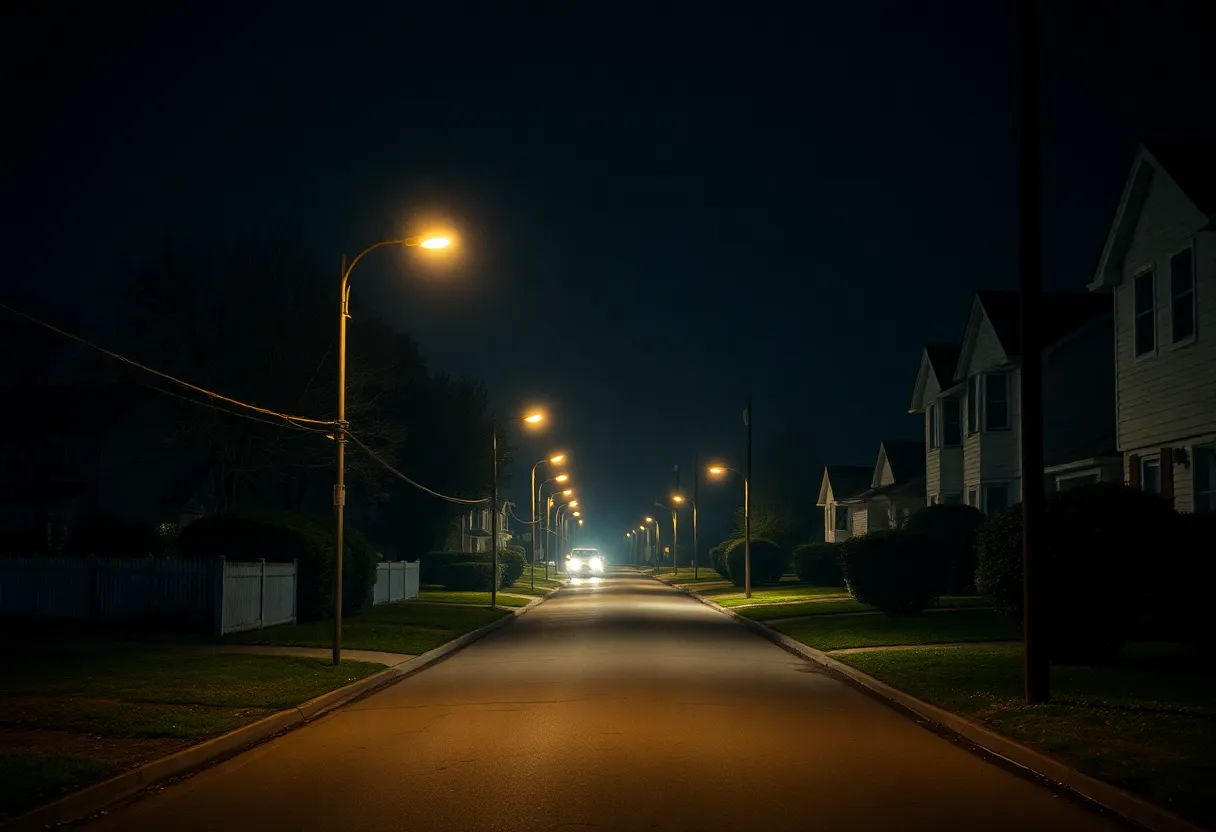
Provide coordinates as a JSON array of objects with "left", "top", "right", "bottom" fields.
[{"left": 82, "top": 570, "right": 1121, "bottom": 831}]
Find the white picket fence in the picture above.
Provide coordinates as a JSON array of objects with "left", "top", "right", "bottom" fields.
[
  {"left": 372, "top": 561, "right": 420, "bottom": 605},
  {"left": 0, "top": 555, "right": 297, "bottom": 635}
]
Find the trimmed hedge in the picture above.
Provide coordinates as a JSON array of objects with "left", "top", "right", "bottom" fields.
[
  {"left": 839, "top": 531, "right": 941, "bottom": 614},
  {"left": 421, "top": 550, "right": 521, "bottom": 589},
  {"left": 711, "top": 542, "right": 731, "bottom": 579},
  {"left": 791, "top": 542, "right": 843, "bottom": 586},
  {"left": 974, "top": 482, "right": 1176, "bottom": 665},
  {"left": 904, "top": 504, "right": 986, "bottom": 595},
  {"left": 179, "top": 510, "right": 379, "bottom": 623},
  {"left": 442, "top": 561, "right": 506, "bottom": 592},
  {"left": 723, "top": 538, "right": 784, "bottom": 587},
  {"left": 500, "top": 547, "right": 527, "bottom": 587}
]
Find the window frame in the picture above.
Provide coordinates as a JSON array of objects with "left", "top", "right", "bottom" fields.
[
  {"left": 1168, "top": 245, "right": 1197, "bottom": 349},
  {"left": 984, "top": 372, "right": 1011, "bottom": 432},
  {"left": 967, "top": 376, "right": 980, "bottom": 436},
  {"left": 833, "top": 504, "right": 850, "bottom": 532},
  {"left": 1132, "top": 266, "right": 1158, "bottom": 360},
  {"left": 1141, "top": 455, "right": 1162, "bottom": 495},
  {"left": 967, "top": 489, "right": 978, "bottom": 508},
  {"left": 928, "top": 403, "right": 939, "bottom": 450},
  {"left": 942, "top": 398, "right": 962, "bottom": 446}
]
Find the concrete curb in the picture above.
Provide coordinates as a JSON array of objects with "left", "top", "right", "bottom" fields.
[
  {"left": 654, "top": 575, "right": 1206, "bottom": 832},
  {"left": 1, "top": 591, "right": 556, "bottom": 832}
]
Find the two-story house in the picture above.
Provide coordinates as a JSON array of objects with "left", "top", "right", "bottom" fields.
[
  {"left": 451, "top": 502, "right": 514, "bottom": 553},
  {"left": 1088, "top": 140, "right": 1216, "bottom": 514},
  {"left": 816, "top": 465, "right": 872, "bottom": 543},
  {"left": 840, "top": 439, "right": 927, "bottom": 535},
  {"left": 910, "top": 291, "right": 1119, "bottom": 513}
]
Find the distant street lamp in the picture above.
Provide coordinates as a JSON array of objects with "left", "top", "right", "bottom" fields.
[
  {"left": 538, "top": 475, "right": 570, "bottom": 579},
  {"left": 709, "top": 462, "right": 751, "bottom": 598},
  {"left": 643, "top": 516, "right": 661, "bottom": 572},
  {"left": 673, "top": 493, "right": 697, "bottom": 578},
  {"left": 492, "top": 411, "right": 545, "bottom": 607},
  {"left": 547, "top": 490, "right": 575, "bottom": 572},
  {"left": 654, "top": 501, "right": 677, "bottom": 576},
  {"left": 530, "top": 454, "right": 565, "bottom": 589},
  {"left": 333, "top": 232, "right": 451, "bottom": 665}
]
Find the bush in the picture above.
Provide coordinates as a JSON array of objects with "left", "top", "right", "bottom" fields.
[
  {"left": 839, "top": 531, "right": 942, "bottom": 614},
  {"left": 974, "top": 482, "right": 1175, "bottom": 665},
  {"left": 441, "top": 561, "right": 506, "bottom": 592},
  {"left": 904, "top": 504, "right": 987, "bottom": 594},
  {"left": 1165, "top": 512, "right": 1216, "bottom": 656},
  {"left": 179, "top": 510, "right": 380, "bottom": 623},
  {"left": 500, "top": 547, "right": 527, "bottom": 587},
  {"left": 419, "top": 551, "right": 484, "bottom": 584},
  {"left": 711, "top": 542, "right": 731, "bottom": 579},
  {"left": 723, "top": 538, "right": 784, "bottom": 587},
  {"left": 791, "top": 542, "right": 843, "bottom": 586}
]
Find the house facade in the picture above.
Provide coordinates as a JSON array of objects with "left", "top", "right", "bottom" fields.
[
  {"left": 910, "top": 291, "right": 1119, "bottom": 513},
  {"left": 1088, "top": 140, "right": 1216, "bottom": 514},
  {"left": 815, "top": 465, "right": 872, "bottom": 543},
  {"left": 452, "top": 502, "right": 514, "bottom": 552},
  {"left": 842, "top": 439, "right": 927, "bottom": 535}
]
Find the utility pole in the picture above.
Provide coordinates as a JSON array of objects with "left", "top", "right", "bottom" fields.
[
  {"left": 744, "top": 396, "right": 752, "bottom": 600},
  {"left": 491, "top": 426, "right": 499, "bottom": 609},
  {"left": 1018, "top": 0, "right": 1049, "bottom": 704},
  {"left": 693, "top": 453, "right": 700, "bottom": 579}
]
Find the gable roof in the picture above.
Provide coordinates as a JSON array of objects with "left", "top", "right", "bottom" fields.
[
  {"left": 1091, "top": 140, "right": 1216, "bottom": 290},
  {"left": 815, "top": 465, "right": 873, "bottom": 506},
  {"left": 955, "top": 291, "right": 1111, "bottom": 379},
  {"left": 909, "top": 343, "right": 962, "bottom": 413},
  {"left": 878, "top": 439, "right": 925, "bottom": 484}
]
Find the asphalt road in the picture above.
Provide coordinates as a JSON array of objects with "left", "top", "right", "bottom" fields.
[{"left": 82, "top": 570, "right": 1121, "bottom": 832}]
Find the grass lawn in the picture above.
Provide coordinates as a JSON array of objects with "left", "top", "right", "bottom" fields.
[
  {"left": 498, "top": 567, "right": 566, "bottom": 596},
  {"left": 229, "top": 602, "right": 509, "bottom": 655},
  {"left": 710, "top": 584, "right": 849, "bottom": 607},
  {"left": 738, "top": 595, "right": 993, "bottom": 621},
  {"left": 837, "top": 643, "right": 1216, "bottom": 828},
  {"left": 0, "top": 648, "right": 383, "bottom": 818},
  {"left": 416, "top": 590, "right": 531, "bottom": 607},
  {"left": 772, "top": 609, "right": 1019, "bottom": 651}
]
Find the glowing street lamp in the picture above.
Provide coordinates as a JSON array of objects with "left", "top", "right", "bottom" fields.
[
  {"left": 491, "top": 409, "right": 545, "bottom": 607},
  {"left": 530, "top": 452, "right": 567, "bottom": 589},
  {"left": 331, "top": 230, "right": 455, "bottom": 665},
  {"left": 708, "top": 462, "right": 751, "bottom": 597}
]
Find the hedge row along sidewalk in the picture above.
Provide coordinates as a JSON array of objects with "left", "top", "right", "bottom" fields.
[
  {"left": 661, "top": 574, "right": 1214, "bottom": 832},
  {"left": 1, "top": 585, "right": 563, "bottom": 829}
]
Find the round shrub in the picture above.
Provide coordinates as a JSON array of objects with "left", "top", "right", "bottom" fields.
[
  {"left": 791, "top": 542, "right": 843, "bottom": 586},
  {"left": 905, "top": 504, "right": 987, "bottom": 594},
  {"left": 442, "top": 561, "right": 506, "bottom": 592},
  {"left": 1165, "top": 512, "right": 1216, "bottom": 655},
  {"left": 179, "top": 510, "right": 379, "bottom": 623},
  {"left": 974, "top": 482, "right": 1175, "bottom": 665},
  {"left": 723, "top": 538, "right": 784, "bottom": 587},
  {"left": 839, "top": 531, "right": 941, "bottom": 614},
  {"left": 711, "top": 542, "right": 731, "bottom": 580},
  {"left": 419, "top": 551, "right": 488, "bottom": 584},
  {"left": 500, "top": 547, "right": 527, "bottom": 587}
]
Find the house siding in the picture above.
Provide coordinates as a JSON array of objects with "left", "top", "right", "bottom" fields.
[
  {"left": 938, "top": 446, "right": 963, "bottom": 496},
  {"left": 851, "top": 507, "right": 869, "bottom": 536},
  {"left": 926, "top": 446, "right": 941, "bottom": 499},
  {"left": 1042, "top": 316, "right": 1117, "bottom": 466},
  {"left": 1114, "top": 176, "right": 1216, "bottom": 455}
]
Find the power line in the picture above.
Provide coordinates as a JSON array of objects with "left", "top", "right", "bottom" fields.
[
  {"left": 345, "top": 430, "right": 489, "bottom": 505},
  {"left": 0, "top": 301, "right": 334, "bottom": 427},
  {"left": 141, "top": 383, "right": 328, "bottom": 433}
]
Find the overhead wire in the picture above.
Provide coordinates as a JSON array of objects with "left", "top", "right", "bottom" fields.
[
  {"left": 345, "top": 430, "right": 489, "bottom": 505},
  {"left": 0, "top": 301, "right": 334, "bottom": 427},
  {"left": 140, "top": 383, "right": 328, "bottom": 433}
]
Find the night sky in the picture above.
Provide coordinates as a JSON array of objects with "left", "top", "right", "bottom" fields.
[{"left": 4, "top": 1, "right": 1212, "bottom": 553}]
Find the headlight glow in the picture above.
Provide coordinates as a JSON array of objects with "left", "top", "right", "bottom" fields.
[
  {"left": 568, "top": 557, "right": 582, "bottom": 570},
  {"left": 590, "top": 557, "right": 603, "bottom": 571}
]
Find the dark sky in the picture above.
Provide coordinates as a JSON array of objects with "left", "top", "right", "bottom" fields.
[{"left": 3, "top": 1, "right": 1212, "bottom": 553}]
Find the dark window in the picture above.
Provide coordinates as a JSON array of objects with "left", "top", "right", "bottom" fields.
[
  {"left": 984, "top": 485, "right": 1009, "bottom": 515},
  {"left": 1195, "top": 447, "right": 1214, "bottom": 514},
  {"left": 985, "top": 373, "right": 1010, "bottom": 430},
  {"left": 1142, "top": 458, "right": 1161, "bottom": 495},
  {"left": 928, "top": 404, "right": 939, "bottom": 450},
  {"left": 1134, "top": 269, "right": 1156, "bottom": 356},
  {"left": 834, "top": 505, "right": 849, "bottom": 531},
  {"left": 967, "top": 376, "right": 979, "bottom": 435},
  {"left": 942, "top": 398, "right": 961, "bottom": 446},
  {"left": 968, "top": 490, "right": 977, "bottom": 507},
  {"left": 1171, "top": 249, "right": 1196, "bottom": 344}
]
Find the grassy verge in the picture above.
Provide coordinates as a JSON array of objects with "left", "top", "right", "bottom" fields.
[
  {"left": 837, "top": 643, "right": 1216, "bottom": 828},
  {"left": 0, "top": 649, "right": 382, "bottom": 818},
  {"left": 416, "top": 590, "right": 531, "bottom": 607},
  {"left": 772, "top": 609, "right": 1019, "bottom": 651},
  {"left": 738, "top": 595, "right": 992, "bottom": 621},
  {"left": 497, "top": 567, "right": 566, "bottom": 596},
  {"left": 228, "top": 602, "right": 509, "bottom": 655},
  {"left": 710, "top": 585, "right": 849, "bottom": 607}
]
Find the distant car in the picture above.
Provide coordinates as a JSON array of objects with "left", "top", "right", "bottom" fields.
[{"left": 566, "top": 547, "right": 605, "bottom": 576}]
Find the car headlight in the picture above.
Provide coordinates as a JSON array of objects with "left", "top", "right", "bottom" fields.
[
  {"left": 590, "top": 557, "right": 603, "bottom": 571},
  {"left": 568, "top": 557, "right": 582, "bottom": 570}
]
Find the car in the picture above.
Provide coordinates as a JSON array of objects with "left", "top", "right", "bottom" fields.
[{"left": 566, "top": 548, "right": 605, "bottom": 576}]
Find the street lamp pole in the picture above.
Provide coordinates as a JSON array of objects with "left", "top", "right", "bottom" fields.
[
  {"left": 334, "top": 234, "right": 451, "bottom": 666},
  {"left": 530, "top": 455, "right": 564, "bottom": 590},
  {"left": 744, "top": 396, "right": 752, "bottom": 600},
  {"left": 492, "top": 413, "right": 545, "bottom": 608},
  {"left": 654, "top": 502, "right": 676, "bottom": 577}
]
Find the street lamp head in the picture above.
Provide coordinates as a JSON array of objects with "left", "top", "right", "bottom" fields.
[
  {"left": 578, "top": 519, "right": 584, "bottom": 526},
  {"left": 523, "top": 411, "right": 545, "bottom": 424},
  {"left": 562, "top": 488, "right": 573, "bottom": 496},
  {"left": 573, "top": 511, "right": 580, "bottom": 517},
  {"left": 645, "top": 516, "right": 654, "bottom": 523},
  {"left": 639, "top": 525, "right": 646, "bottom": 531},
  {"left": 568, "top": 500, "right": 579, "bottom": 508},
  {"left": 549, "top": 453, "right": 566, "bottom": 464},
  {"left": 708, "top": 466, "right": 725, "bottom": 476},
  {"left": 418, "top": 236, "right": 451, "bottom": 249},
  {"left": 672, "top": 494, "right": 685, "bottom": 503},
  {"left": 555, "top": 474, "right": 569, "bottom": 483}
]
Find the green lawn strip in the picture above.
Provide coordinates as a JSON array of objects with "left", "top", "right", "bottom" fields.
[
  {"left": 0, "top": 750, "right": 119, "bottom": 818},
  {"left": 738, "top": 595, "right": 992, "bottom": 621},
  {"left": 0, "top": 697, "right": 274, "bottom": 739},
  {"left": 772, "top": 609, "right": 1019, "bottom": 651},
  {"left": 0, "top": 651, "right": 383, "bottom": 711},
  {"left": 228, "top": 603, "right": 509, "bottom": 656},
  {"left": 837, "top": 644, "right": 1216, "bottom": 828},
  {"left": 416, "top": 590, "right": 530, "bottom": 607},
  {"left": 711, "top": 585, "right": 849, "bottom": 606}
]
